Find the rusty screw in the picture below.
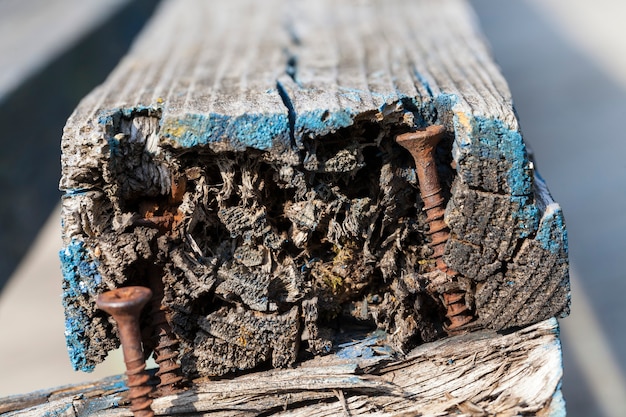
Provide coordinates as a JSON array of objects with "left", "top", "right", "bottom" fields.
[
  {"left": 97, "top": 286, "right": 155, "bottom": 417},
  {"left": 395, "top": 125, "right": 473, "bottom": 332},
  {"left": 147, "top": 266, "right": 184, "bottom": 395}
]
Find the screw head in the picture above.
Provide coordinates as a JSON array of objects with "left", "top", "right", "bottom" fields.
[
  {"left": 96, "top": 286, "right": 153, "bottom": 319},
  {"left": 395, "top": 125, "right": 446, "bottom": 153}
]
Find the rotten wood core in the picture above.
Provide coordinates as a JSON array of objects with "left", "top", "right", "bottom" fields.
[{"left": 91, "top": 112, "right": 459, "bottom": 377}]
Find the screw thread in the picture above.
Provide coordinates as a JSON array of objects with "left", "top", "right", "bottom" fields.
[
  {"left": 147, "top": 271, "right": 184, "bottom": 394},
  {"left": 125, "top": 358, "right": 154, "bottom": 417},
  {"left": 151, "top": 303, "right": 184, "bottom": 390},
  {"left": 96, "top": 286, "right": 155, "bottom": 417},
  {"left": 396, "top": 126, "right": 474, "bottom": 332}
]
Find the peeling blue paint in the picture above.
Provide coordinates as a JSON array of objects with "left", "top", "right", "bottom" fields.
[
  {"left": 466, "top": 116, "right": 532, "bottom": 196},
  {"left": 77, "top": 377, "right": 127, "bottom": 415},
  {"left": 295, "top": 108, "right": 355, "bottom": 138},
  {"left": 59, "top": 239, "right": 102, "bottom": 372},
  {"left": 336, "top": 330, "right": 390, "bottom": 360},
  {"left": 535, "top": 204, "right": 568, "bottom": 254},
  {"left": 511, "top": 195, "right": 540, "bottom": 239},
  {"left": 161, "top": 112, "right": 290, "bottom": 151},
  {"left": 42, "top": 403, "right": 73, "bottom": 417},
  {"left": 547, "top": 383, "right": 567, "bottom": 417}
]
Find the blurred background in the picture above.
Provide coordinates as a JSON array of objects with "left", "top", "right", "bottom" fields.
[{"left": 0, "top": 1, "right": 624, "bottom": 416}]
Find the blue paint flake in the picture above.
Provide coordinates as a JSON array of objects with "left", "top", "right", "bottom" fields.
[
  {"left": 42, "top": 403, "right": 73, "bottom": 417},
  {"left": 161, "top": 112, "right": 290, "bottom": 151},
  {"left": 59, "top": 239, "right": 102, "bottom": 372},
  {"left": 336, "top": 330, "right": 391, "bottom": 360},
  {"left": 535, "top": 204, "right": 568, "bottom": 254},
  {"left": 464, "top": 115, "right": 532, "bottom": 196},
  {"left": 511, "top": 195, "right": 540, "bottom": 239},
  {"left": 295, "top": 108, "right": 355, "bottom": 138}
]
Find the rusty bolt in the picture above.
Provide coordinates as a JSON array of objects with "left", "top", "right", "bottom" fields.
[
  {"left": 97, "top": 286, "right": 155, "bottom": 417},
  {"left": 395, "top": 125, "right": 473, "bottom": 332}
]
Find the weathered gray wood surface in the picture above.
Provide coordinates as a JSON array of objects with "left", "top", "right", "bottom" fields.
[
  {"left": 0, "top": 319, "right": 565, "bottom": 416},
  {"left": 58, "top": 0, "right": 569, "bottom": 393}
]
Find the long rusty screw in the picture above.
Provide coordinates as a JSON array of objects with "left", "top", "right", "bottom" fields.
[
  {"left": 97, "top": 286, "right": 155, "bottom": 417},
  {"left": 147, "top": 267, "right": 184, "bottom": 395},
  {"left": 395, "top": 125, "right": 473, "bottom": 332}
]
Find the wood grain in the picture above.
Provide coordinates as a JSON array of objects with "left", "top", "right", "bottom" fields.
[
  {"left": 1, "top": 319, "right": 565, "bottom": 416},
  {"left": 58, "top": 0, "right": 569, "bottom": 387}
]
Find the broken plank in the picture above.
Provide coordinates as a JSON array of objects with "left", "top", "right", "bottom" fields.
[
  {"left": 58, "top": 0, "right": 569, "bottom": 394},
  {"left": 0, "top": 319, "right": 565, "bottom": 416}
]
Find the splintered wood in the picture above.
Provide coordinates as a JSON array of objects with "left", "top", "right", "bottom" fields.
[
  {"left": 58, "top": 0, "right": 569, "bottom": 398},
  {"left": 0, "top": 320, "right": 565, "bottom": 416}
]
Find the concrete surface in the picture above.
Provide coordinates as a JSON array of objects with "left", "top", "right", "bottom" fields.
[{"left": 1, "top": 1, "right": 625, "bottom": 415}]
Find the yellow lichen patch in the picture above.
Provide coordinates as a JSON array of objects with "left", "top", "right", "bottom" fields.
[
  {"left": 162, "top": 120, "right": 188, "bottom": 139},
  {"left": 455, "top": 111, "right": 471, "bottom": 130},
  {"left": 331, "top": 242, "right": 358, "bottom": 276},
  {"left": 237, "top": 327, "right": 253, "bottom": 348},
  {"left": 310, "top": 241, "right": 374, "bottom": 305},
  {"left": 310, "top": 260, "right": 345, "bottom": 298}
]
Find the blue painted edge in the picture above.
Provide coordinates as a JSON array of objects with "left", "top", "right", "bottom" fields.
[
  {"left": 161, "top": 112, "right": 290, "bottom": 151},
  {"left": 548, "top": 383, "right": 567, "bottom": 417},
  {"left": 59, "top": 239, "right": 102, "bottom": 372},
  {"left": 438, "top": 96, "right": 545, "bottom": 242},
  {"left": 294, "top": 108, "right": 355, "bottom": 139},
  {"left": 458, "top": 114, "right": 532, "bottom": 196},
  {"left": 511, "top": 195, "right": 540, "bottom": 239},
  {"left": 535, "top": 203, "right": 569, "bottom": 255},
  {"left": 71, "top": 85, "right": 567, "bottom": 373}
]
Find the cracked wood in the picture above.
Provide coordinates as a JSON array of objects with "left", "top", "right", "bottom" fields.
[{"left": 59, "top": 0, "right": 569, "bottom": 381}]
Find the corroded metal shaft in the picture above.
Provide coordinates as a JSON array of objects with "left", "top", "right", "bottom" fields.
[
  {"left": 396, "top": 126, "right": 473, "bottom": 332},
  {"left": 147, "top": 268, "right": 184, "bottom": 395},
  {"left": 97, "top": 286, "right": 154, "bottom": 417}
]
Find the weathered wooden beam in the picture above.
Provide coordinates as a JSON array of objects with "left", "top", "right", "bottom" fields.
[
  {"left": 0, "top": 319, "right": 565, "bottom": 416},
  {"left": 57, "top": 0, "right": 569, "bottom": 402}
]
